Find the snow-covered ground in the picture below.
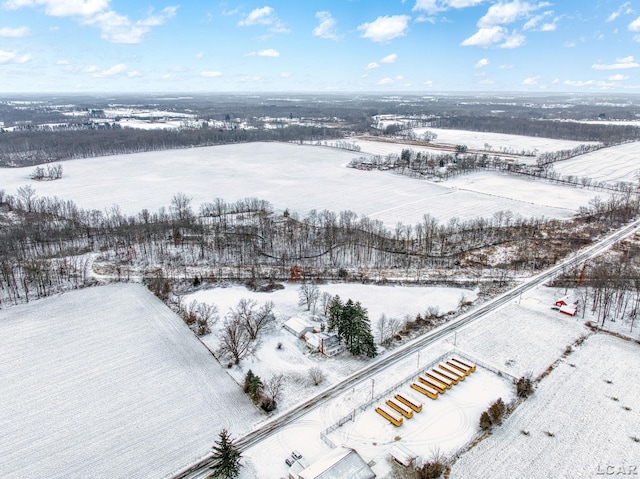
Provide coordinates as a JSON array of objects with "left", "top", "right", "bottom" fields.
[
  {"left": 411, "top": 128, "right": 596, "bottom": 155},
  {"left": 0, "top": 142, "right": 584, "bottom": 227},
  {"left": 0, "top": 284, "right": 262, "bottom": 479},
  {"left": 445, "top": 171, "right": 598, "bottom": 213},
  {"left": 552, "top": 141, "right": 640, "bottom": 184},
  {"left": 187, "top": 282, "right": 478, "bottom": 412},
  {"left": 449, "top": 286, "right": 590, "bottom": 379},
  {"left": 450, "top": 333, "right": 640, "bottom": 479}
]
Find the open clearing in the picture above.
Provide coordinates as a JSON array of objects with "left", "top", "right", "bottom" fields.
[
  {"left": 0, "top": 284, "right": 261, "bottom": 479},
  {"left": 450, "top": 333, "right": 640, "bottom": 479},
  {"left": 551, "top": 141, "right": 640, "bottom": 184},
  {"left": 0, "top": 142, "right": 587, "bottom": 226},
  {"left": 188, "top": 282, "right": 478, "bottom": 412}
]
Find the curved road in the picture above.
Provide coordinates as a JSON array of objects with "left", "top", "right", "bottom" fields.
[{"left": 173, "top": 218, "right": 640, "bottom": 479}]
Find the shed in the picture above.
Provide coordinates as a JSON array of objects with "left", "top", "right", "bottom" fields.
[
  {"left": 559, "top": 304, "right": 577, "bottom": 317},
  {"left": 298, "top": 447, "right": 375, "bottom": 479},
  {"left": 284, "top": 317, "right": 314, "bottom": 337}
]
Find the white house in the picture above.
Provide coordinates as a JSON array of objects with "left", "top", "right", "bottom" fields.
[{"left": 293, "top": 447, "right": 375, "bottom": 479}]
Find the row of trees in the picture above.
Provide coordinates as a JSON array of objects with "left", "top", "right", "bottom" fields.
[
  {"left": 0, "top": 125, "right": 340, "bottom": 167},
  {"left": 1, "top": 187, "right": 639, "bottom": 307},
  {"left": 31, "top": 163, "right": 63, "bottom": 180}
]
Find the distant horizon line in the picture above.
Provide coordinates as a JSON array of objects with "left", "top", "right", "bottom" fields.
[{"left": 1, "top": 90, "right": 640, "bottom": 98}]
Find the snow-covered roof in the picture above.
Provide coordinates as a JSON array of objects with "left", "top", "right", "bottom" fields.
[
  {"left": 389, "top": 444, "right": 417, "bottom": 467},
  {"left": 284, "top": 317, "right": 314, "bottom": 335},
  {"left": 559, "top": 305, "right": 577, "bottom": 316},
  {"left": 298, "top": 447, "right": 375, "bottom": 479}
]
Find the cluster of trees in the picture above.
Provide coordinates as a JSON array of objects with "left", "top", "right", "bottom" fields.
[
  {"left": 431, "top": 116, "right": 640, "bottom": 145},
  {"left": 30, "top": 163, "right": 63, "bottom": 180},
  {"left": 180, "top": 299, "right": 219, "bottom": 336},
  {"left": 243, "top": 370, "right": 284, "bottom": 412},
  {"left": 1, "top": 186, "right": 638, "bottom": 307},
  {"left": 217, "top": 299, "right": 275, "bottom": 364},
  {"left": 479, "top": 398, "right": 506, "bottom": 431},
  {"left": 327, "top": 296, "right": 377, "bottom": 358},
  {"left": 553, "top": 253, "right": 640, "bottom": 333}
]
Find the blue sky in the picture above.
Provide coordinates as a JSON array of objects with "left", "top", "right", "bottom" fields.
[{"left": 1, "top": 0, "right": 639, "bottom": 93}]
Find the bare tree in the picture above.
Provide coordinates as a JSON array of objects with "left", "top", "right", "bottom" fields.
[
  {"left": 377, "top": 314, "right": 403, "bottom": 345},
  {"left": 261, "top": 373, "right": 285, "bottom": 411},
  {"left": 230, "top": 298, "right": 275, "bottom": 340},
  {"left": 319, "top": 291, "right": 333, "bottom": 316},
  {"left": 308, "top": 366, "right": 325, "bottom": 386},
  {"left": 218, "top": 315, "right": 256, "bottom": 364},
  {"left": 170, "top": 192, "right": 193, "bottom": 223},
  {"left": 17, "top": 184, "right": 36, "bottom": 212},
  {"left": 298, "top": 282, "right": 320, "bottom": 312}
]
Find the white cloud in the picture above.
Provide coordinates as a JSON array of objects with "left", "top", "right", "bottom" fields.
[
  {"left": 0, "top": 26, "right": 30, "bottom": 37},
  {"left": 237, "top": 75, "right": 263, "bottom": 83},
  {"left": 413, "top": 0, "right": 440, "bottom": 13},
  {"left": 499, "top": 64, "right": 513, "bottom": 69},
  {"left": 381, "top": 53, "right": 398, "bottom": 63},
  {"left": 592, "top": 56, "right": 640, "bottom": 70},
  {"left": 245, "top": 48, "right": 280, "bottom": 57},
  {"left": 92, "top": 63, "right": 126, "bottom": 77},
  {"left": 201, "top": 71, "right": 222, "bottom": 77},
  {"left": 629, "top": 16, "right": 640, "bottom": 31},
  {"left": 475, "top": 57, "right": 489, "bottom": 68},
  {"left": 608, "top": 74, "right": 629, "bottom": 81},
  {"left": 499, "top": 31, "right": 525, "bottom": 48},
  {"left": 413, "top": 0, "right": 485, "bottom": 14},
  {"left": 478, "top": 1, "right": 550, "bottom": 28},
  {"left": 424, "top": 80, "right": 434, "bottom": 87},
  {"left": 366, "top": 62, "right": 380, "bottom": 70},
  {"left": 0, "top": 49, "right": 31, "bottom": 64},
  {"left": 396, "top": 75, "right": 404, "bottom": 80},
  {"left": 522, "top": 75, "right": 539, "bottom": 85},
  {"left": 127, "top": 70, "right": 141, "bottom": 78},
  {"left": 280, "top": 71, "right": 291, "bottom": 78},
  {"left": 4, "top": 0, "right": 110, "bottom": 17},
  {"left": 377, "top": 77, "right": 394, "bottom": 85},
  {"left": 195, "top": 52, "right": 204, "bottom": 59},
  {"left": 312, "top": 11, "right": 338, "bottom": 40},
  {"left": 358, "top": 15, "right": 410, "bottom": 43},
  {"left": 461, "top": 26, "right": 505, "bottom": 47},
  {"left": 479, "top": 78, "right": 494, "bottom": 84},
  {"left": 4, "top": 1, "right": 177, "bottom": 43},
  {"left": 238, "top": 6, "right": 288, "bottom": 33},
  {"left": 608, "top": 3, "right": 634, "bottom": 22},
  {"left": 238, "top": 6, "right": 274, "bottom": 26}
]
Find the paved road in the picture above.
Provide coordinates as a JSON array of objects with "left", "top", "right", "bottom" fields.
[{"left": 173, "top": 218, "right": 640, "bottom": 479}]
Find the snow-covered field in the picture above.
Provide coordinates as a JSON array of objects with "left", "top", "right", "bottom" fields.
[
  {"left": 450, "top": 333, "right": 640, "bottom": 479},
  {"left": 412, "top": 128, "right": 596, "bottom": 154},
  {"left": 0, "top": 142, "right": 587, "bottom": 227},
  {"left": 552, "top": 142, "right": 640, "bottom": 184},
  {"left": 0, "top": 284, "right": 261, "bottom": 479},
  {"left": 449, "top": 286, "right": 590, "bottom": 379},
  {"left": 445, "top": 171, "right": 598, "bottom": 213}
]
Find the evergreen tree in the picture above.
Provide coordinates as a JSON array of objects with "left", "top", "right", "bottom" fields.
[
  {"left": 347, "top": 301, "right": 377, "bottom": 358},
  {"left": 327, "top": 295, "right": 343, "bottom": 333},
  {"left": 243, "top": 370, "right": 263, "bottom": 403},
  {"left": 210, "top": 429, "right": 242, "bottom": 479}
]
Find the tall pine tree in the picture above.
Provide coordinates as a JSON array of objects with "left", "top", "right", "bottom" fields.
[{"left": 210, "top": 429, "right": 242, "bottom": 479}]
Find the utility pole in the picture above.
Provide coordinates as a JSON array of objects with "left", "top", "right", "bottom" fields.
[{"left": 370, "top": 379, "right": 375, "bottom": 401}]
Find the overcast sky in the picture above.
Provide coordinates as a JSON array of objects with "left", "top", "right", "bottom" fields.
[{"left": 1, "top": 0, "right": 639, "bottom": 93}]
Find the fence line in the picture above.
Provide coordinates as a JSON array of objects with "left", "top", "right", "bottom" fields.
[{"left": 320, "top": 348, "right": 518, "bottom": 448}]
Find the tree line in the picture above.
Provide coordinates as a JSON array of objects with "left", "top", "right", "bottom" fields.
[
  {"left": 0, "top": 125, "right": 341, "bottom": 167},
  {"left": 0, "top": 187, "right": 638, "bottom": 307}
]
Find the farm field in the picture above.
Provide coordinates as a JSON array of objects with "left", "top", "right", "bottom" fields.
[
  {"left": 412, "top": 128, "right": 597, "bottom": 156},
  {"left": 445, "top": 171, "right": 598, "bottom": 213},
  {"left": 0, "top": 142, "right": 587, "bottom": 226},
  {"left": 450, "top": 333, "right": 640, "bottom": 479},
  {"left": 0, "top": 284, "right": 261, "bottom": 479},
  {"left": 552, "top": 141, "right": 640, "bottom": 184},
  {"left": 449, "top": 286, "right": 590, "bottom": 379}
]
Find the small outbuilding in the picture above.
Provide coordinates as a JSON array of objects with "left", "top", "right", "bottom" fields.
[
  {"left": 559, "top": 304, "right": 577, "bottom": 317},
  {"left": 284, "top": 317, "right": 314, "bottom": 338}
]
